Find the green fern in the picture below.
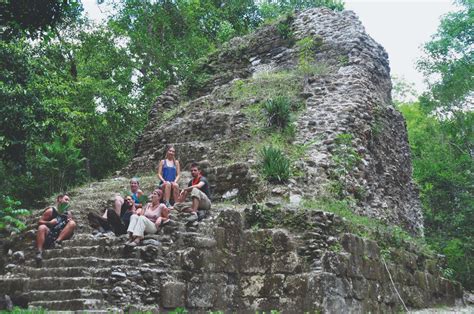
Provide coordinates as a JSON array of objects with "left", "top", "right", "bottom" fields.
[
  {"left": 262, "top": 96, "right": 292, "bottom": 129},
  {"left": 260, "top": 146, "right": 290, "bottom": 183},
  {"left": 0, "top": 195, "right": 30, "bottom": 233}
]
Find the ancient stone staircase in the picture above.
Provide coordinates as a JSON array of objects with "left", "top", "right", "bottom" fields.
[
  {"left": 0, "top": 195, "right": 465, "bottom": 312},
  {"left": 0, "top": 192, "right": 222, "bottom": 311}
]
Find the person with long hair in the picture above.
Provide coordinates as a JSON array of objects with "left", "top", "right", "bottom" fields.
[
  {"left": 126, "top": 189, "right": 169, "bottom": 246},
  {"left": 157, "top": 145, "right": 181, "bottom": 207}
]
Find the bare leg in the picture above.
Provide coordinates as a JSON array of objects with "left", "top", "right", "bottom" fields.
[
  {"left": 163, "top": 182, "right": 171, "bottom": 203},
  {"left": 114, "top": 195, "right": 124, "bottom": 216},
  {"left": 171, "top": 182, "right": 180, "bottom": 204},
  {"left": 162, "top": 207, "right": 170, "bottom": 219},
  {"left": 191, "top": 197, "right": 199, "bottom": 213},
  {"left": 56, "top": 220, "right": 76, "bottom": 242},
  {"left": 36, "top": 225, "right": 49, "bottom": 251}
]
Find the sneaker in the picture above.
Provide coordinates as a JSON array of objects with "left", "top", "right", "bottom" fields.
[
  {"left": 197, "top": 211, "right": 207, "bottom": 221},
  {"left": 125, "top": 239, "right": 141, "bottom": 247},
  {"left": 35, "top": 251, "right": 43, "bottom": 264},
  {"left": 186, "top": 213, "right": 199, "bottom": 223}
]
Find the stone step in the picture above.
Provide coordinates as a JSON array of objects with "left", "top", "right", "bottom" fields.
[
  {"left": 63, "top": 234, "right": 126, "bottom": 247},
  {"left": 64, "top": 232, "right": 179, "bottom": 248},
  {"left": 25, "top": 256, "right": 144, "bottom": 268},
  {"left": 42, "top": 245, "right": 139, "bottom": 259},
  {"left": 25, "top": 288, "right": 103, "bottom": 302},
  {"left": 14, "top": 266, "right": 95, "bottom": 278},
  {"left": 12, "top": 265, "right": 169, "bottom": 279},
  {"left": 0, "top": 277, "right": 107, "bottom": 293},
  {"left": 0, "top": 277, "right": 29, "bottom": 295},
  {"left": 29, "top": 298, "right": 103, "bottom": 311},
  {"left": 28, "top": 277, "right": 107, "bottom": 291}
]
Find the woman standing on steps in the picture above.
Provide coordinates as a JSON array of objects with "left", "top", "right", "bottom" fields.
[
  {"left": 157, "top": 145, "right": 181, "bottom": 207},
  {"left": 126, "top": 189, "right": 170, "bottom": 246}
]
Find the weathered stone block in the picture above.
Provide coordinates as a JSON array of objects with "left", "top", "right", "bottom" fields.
[
  {"left": 161, "top": 282, "right": 186, "bottom": 308},
  {"left": 271, "top": 251, "right": 301, "bottom": 274},
  {"left": 272, "top": 229, "right": 293, "bottom": 251},
  {"left": 439, "top": 278, "right": 457, "bottom": 306},
  {"left": 424, "top": 272, "right": 437, "bottom": 293},
  {"left": 253, "top": 297, "right": 282, "bottom": 312},
  {"left": 322, "top": 294, "right": 350, "bottom": 313},
  {"left": 181, "top": 247, "right": 204, "bottom": 272},
  {"left": 186, "top": 274, "right": 227, "bottom": 309},
  {"left": 240, "top": 251, "right": 270, "bottom": 274},
  {"left": 367, "top": 281, "right": 381, "bottom": 301},
  {"left": 217, "top": 211, "right": 243, "bottom": 251},
  {"left": 214, "top": 227, "right": 226, "bottom": 249},
  {"left": 241, "top": 275, "right": 265, "bottom": 298},
  {"left": 214, "top": 250, "right": 239, "bottom": 273},
  {"left": 404, "top": 286, "right": 425, "bottom": 308},
  {"left": 425, "top": 258, "right": 439, "bottom": 275},
  {"left": 380, "top": 283, "right": 398, "bottom": 305},
  {"left": 352, "top": 277, "right": 368, "bottom": 300},
  {"left": 364, "top": 239, "right": 380, "bottom": 260},
  {"left": 284, "top": 274, "right": 308, "bottom": 298},
  {"left": 361, "top": 299, "right": 382, "bottom": 314},
  {"left": 214, "top": 283, "right": 238, "bottom": 310},
  {"left": 341, "top": 233, "right": 365, "bottom": 257},
  {"left": 260, "top": 274, "right": 285, "bottom": 298},
  {"left": 414, "top": 271, "right": 427, "bottom": 291},
  {"left": 190, "top": 237, "right": 217, "bottom": 249},
  {"left": 361, "top": 258, "right": 384, "bottom": 281},
  {"left": 348, "top": 253, "right": 364, "bottom": 278},
  {"left": 322, "top": 251, "right": 350, "bottom": 277}
]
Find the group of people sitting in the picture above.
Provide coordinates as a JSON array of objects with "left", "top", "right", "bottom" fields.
[{"left": 35, "top": 145, "right": 212, "bottom": 264}]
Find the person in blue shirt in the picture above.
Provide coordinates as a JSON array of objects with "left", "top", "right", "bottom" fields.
[{"left": 157, "top": 145, "right": 181, "bottom": 207}]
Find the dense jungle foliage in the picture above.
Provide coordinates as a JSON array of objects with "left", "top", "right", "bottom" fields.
[
  {"left": 0, "top": 0, "right": 344, "bottom": 210},
  {"left": 398, "top": 0, "right": 473, "bottom": 289},
  {"left": 0, "top": 0, "right": 472, "bottom": 289}
]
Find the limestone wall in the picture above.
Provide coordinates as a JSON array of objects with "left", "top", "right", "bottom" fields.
[
  {"left": 292, "top": 9, "right": 423, "bottom": 235},
  {"left": 126, "top": 8, "right": 422, "bottom": 234},
  {"left": 0, "top": 185, "right": 463, "bottom": 312}
]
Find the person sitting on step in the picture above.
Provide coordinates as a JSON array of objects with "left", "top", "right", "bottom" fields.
[
  {"left": 176, "top": 162, "right": 212, "bottom": 223},
  {"left": 35, "top": 194, "right": 76, "bottom": 263},
  {"left": 87, "top": 195, "right": 137, "bottom": 236},
  {"left": 157, "top": 145, "right": 181, "bottom": 207},
  {"left": 88, "top": 178, "right": 143, "bottom": 235},
  {"left": 114, "top": 178, "right": 144, "bottom": 211},
  {"left": 126, "top": 189, "right": 170, "bottom": 247}
]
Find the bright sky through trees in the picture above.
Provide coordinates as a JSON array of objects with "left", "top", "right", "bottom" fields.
[{"left": 344, "top": 0, "right": 457, "bottom": 94}]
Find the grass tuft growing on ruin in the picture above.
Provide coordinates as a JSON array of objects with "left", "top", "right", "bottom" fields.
[
  {"left": 260, "top": 146, "right": 291, "bottom": 183},
  {"left": 263, "top": 96, "right": 292, "bottom": 129}
]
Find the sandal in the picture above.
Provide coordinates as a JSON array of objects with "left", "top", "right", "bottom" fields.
[{"left": 125, "top": 238, "right": 141, "bottom": 247}]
